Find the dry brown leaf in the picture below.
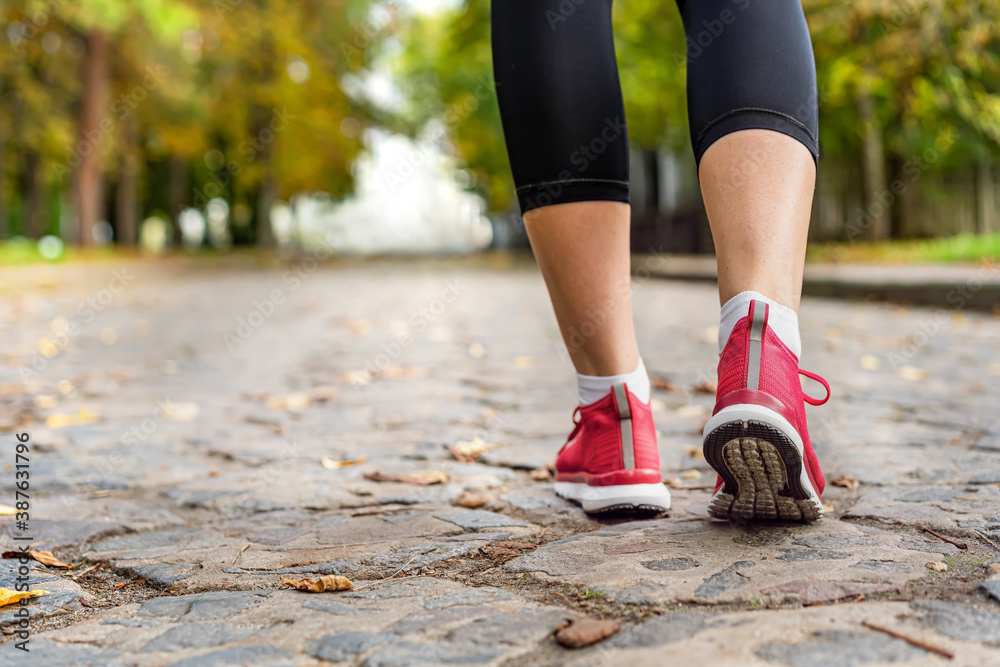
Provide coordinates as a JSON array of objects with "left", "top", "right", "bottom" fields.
[
  {"left": 650, "top": 376, "right": 676, "bottom": 392},
  {"left": 679, "top": 469, "right": 702, "bottom": 480},
  {"left": 682, "top": 444, "right": 706, "bottom": 461},
  {"left": 363, "top": 470, "right": 450, "bottom": 485},
  {"left": 1, "top": 550, "right": 72, "bottom": 569},
  {"left": 0, "top": 587, "right": 47, "bottom": 607},
  {"left": 492, "top": 541, "right": 536, "bottom": 551},
  {"left": 530, "top": 467, "right": 552, "bottom": 481},
  {"left": 554, "top": 617, "right": 619, "bottom": 648},
  {"left": 692, "top": 380, "right": 717, "bottom": 394},
  {"left": 281, "top": 575, "right": 354, "bottom": 592},
  {"left": 448, "top": 435, "right": 492, "bottom": 463},
  {"left": 321, "top": 455, "right": 368, "bottom": 470},
  {"left": 926, "top": 561, "right": 948, "bottom": 572},
  {"left": 830, "top": 474, "right": 859, "bottom": 490},
  {"left": 456, "top": 492, "right": 491, "bottom": 508}
]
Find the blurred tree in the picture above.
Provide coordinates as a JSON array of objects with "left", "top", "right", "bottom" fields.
[{"left": 396, "top": 0, "right": 1000, "bottom": 239}]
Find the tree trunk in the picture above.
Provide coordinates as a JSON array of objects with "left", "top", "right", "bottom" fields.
[
  {"left": 73, "top": 29, "right": 110, "bottom": 246},
  {"left": 116, "top": 115, "right": 139, "bottom": 246},
  {"left": 168, "top": 155, "right": 187, "bottom": 245},
  {"left": 857, "top": 87, "right": 891, "bottom": 241},
  {"left": 0, "top": 121, "right": 8, "bottom": 238},
  {"left": 24, "top": 151, "right": 44, "bottom": 239},
  {"left": 977, "top": 161, "right": 995, "bottom": 236},
  {"left": 256, "top": 166, "right": 276, "bottom": 248}
]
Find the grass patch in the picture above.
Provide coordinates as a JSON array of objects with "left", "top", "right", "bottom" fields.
[{"left": 807, "top": 233, "right": 1000, "bottom": 264}]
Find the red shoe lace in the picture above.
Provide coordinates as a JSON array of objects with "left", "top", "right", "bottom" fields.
[{"left": 799, "top": 369, "right": 831, "bottom": 406}]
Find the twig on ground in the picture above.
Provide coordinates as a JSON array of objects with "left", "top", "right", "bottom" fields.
[
  {"left": 861, "top": 620, "right": 954, "bottom": 659},
  {"left": 975, "top": 530, "right": 1000, "bottom": 552},
  {"left": 921, "top": 527, "right": 968, "bottom": 550},
  {"left": 69, "top": 563, "right": 101, "bottom": 579},
  {"left": 353, "top": 554, "right": 420, "bottom": 589},
  {"left": 232, "top": 544, "right": 250, "bottom": 565}
]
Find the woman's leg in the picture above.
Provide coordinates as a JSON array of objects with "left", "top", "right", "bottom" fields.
[
  {"left": 491, "top": 0, "right": 642, "bottom": 383},
  {"left": 676, "top": 0, "right": 819, "bottom": 316},
  {"left": 492, "top": 0, "right": 669, "bottom": 514},
  {"left": 676, "top": 0, "right": 829, "bottom": 521}
]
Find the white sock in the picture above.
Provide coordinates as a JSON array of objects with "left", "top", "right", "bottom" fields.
[
  {"left": 718, "top": 291, "right": 801, "bottom": 359},
  {"left": 577, "top": 357, "right": 651, "bottom": 406}
]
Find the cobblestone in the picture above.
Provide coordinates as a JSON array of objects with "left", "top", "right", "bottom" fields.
[{"left": 3, "top": 257, "right": 1000, "bottom": 665}]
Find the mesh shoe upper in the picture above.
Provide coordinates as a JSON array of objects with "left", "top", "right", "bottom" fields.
[
  {"left": 555, "top": 384, "right": 661, "bottom": 486},
  {"left": 714, "top": 302, "right": 827, "bottom": 497}
]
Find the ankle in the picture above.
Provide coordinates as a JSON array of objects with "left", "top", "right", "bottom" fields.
[{"left": 577, "top": 357, "right": 651, "bottom": 406}]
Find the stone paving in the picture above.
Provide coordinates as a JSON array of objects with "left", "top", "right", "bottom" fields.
[{"left": 1, "top": 254, "right": 1000, "bottom": 666}]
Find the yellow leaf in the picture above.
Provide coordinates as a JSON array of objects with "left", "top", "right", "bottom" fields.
[
  {"left": 45, "top": 408, "right": 98, "bottom": 429},
  {"left": 448, "top": 435, "right": 491, "bottom": 462},
  {"left": 679, "top": 470, "right": 702, "bottom": 480},
  {"left": 281, "top": 575, "right": 353, "bottom": 592},
  {"left": 0, "top": 588, "right": 48, "bottom": 607},
  {"left": 321, "top": 455, "right": 367, "bottom": 469},
  {"left": 0, "top": 505, "right": 16, "bottom": 516}
]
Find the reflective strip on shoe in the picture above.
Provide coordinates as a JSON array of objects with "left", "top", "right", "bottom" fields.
[
  {"left": 746, "top": 300, "right": 768, "bottom": 390},
  {"left": 611, "top": 382, "right": 634, "bottom": 470}
]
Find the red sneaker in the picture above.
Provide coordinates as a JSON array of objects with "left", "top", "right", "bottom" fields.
[
  {"left": 554, "top": 382, "right": 671, "bottom": 514},
  {"left": 703, "top": 299, "right": 830, "bottom": 522}
]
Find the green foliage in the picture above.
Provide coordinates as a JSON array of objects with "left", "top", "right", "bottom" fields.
[{"left": 394, "top": 0, "right": 1000, "bottom": 211}]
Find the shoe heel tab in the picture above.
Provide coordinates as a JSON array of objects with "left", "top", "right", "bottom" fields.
[
  {"left": 748, "top": 300, "right": 769, "bottom": 341},
  {"left": 611, "top": 382, "right": 632, "bottom": 420}
]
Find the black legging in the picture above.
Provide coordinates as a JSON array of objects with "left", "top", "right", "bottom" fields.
[{"left": 491, "top": 0, "right": 819, "bottom": 213}]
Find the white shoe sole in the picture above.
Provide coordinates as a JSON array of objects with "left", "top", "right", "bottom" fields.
[
  {"left": 702, "top": 403, "right": 823, "bottom": 522},
  {"left": 554, "top": 481, "right": 671, "bottom": 514}
]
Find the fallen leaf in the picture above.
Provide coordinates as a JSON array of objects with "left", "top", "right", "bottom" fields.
[
  {"left": 448, "top": 435, "right": 492, "bottom": 463},
  {"left": 554, "top": 617, "right": 619, "bottom": 648},
  {"left": 267, "top": 393, "right": 311, "bottom": 411},
  {"left": 161, "top": 401, "right": 200, "bottom": 422},
  {"left": 530, "top": 467, "right": 552, "bottom": 481},
  {"left": 363, "top": 470, "right": 450, "bottom": 485},
  {"left": 0, "top": 505, "right": 16, "bottom": 516},
  {"left": 860, "top": 354, "right": 882, "bottom": 371},
  {"left": 683, "top": 444, "right": 706, "bottom": 461},
  {"left": 650, "top": 376, "right": 676, "bottom": 392},
  {"left": 309, "top": 385, "right": 340, "bottom": 402},
  {"left": 514, "top": 356, "right": 535, "bottom": 369},
  {"left": 692, "top": 380, "right": 717, "bottom": 394},
  {"left": 321, "top": 455, "right": 368, "bottom": 470},
  {"left": 380, "top": 365, "right": 427, "bottom": 380},
  {"left": 0, "top": 588, "right": 48, "bottom": 607},
  {"left": 830, "top": 474, "right": 859, "bottom": 490},
  {"left": 339, "top": 370, "right": 371, "bottom": 386},
  {"left": 456, "top": 491, "right": 490, "bottom": 508},
  {"left": 898, "top": 365, "right": 928, "bottom": 382},
  {"left": 33, "top": 394, "right": 57, "bottom": 409},
  {"left": 281, "top": 575, "right": 354, "bottom": 592},
  {"left": 45, "top": 408, "right": 98, "bottom": 429},
  {"left": 822, "top": 503, "right": 835, "bottom": 514},
  {"left": 0, "top": 550, "right": 72, "bottom": 569},
  {"left": 926, "top": 561, "right": 948, "bottom": 572},
  {"left": 492, "top": 541, "right": 536, "bottom": 550},
  {"left": 679, "top": 470, "right": 702, "bottom": 480}
]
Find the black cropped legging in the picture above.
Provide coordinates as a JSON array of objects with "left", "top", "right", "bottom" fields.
[{"left": 492, "top": 0, "right": 818, "bottom": 213}]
